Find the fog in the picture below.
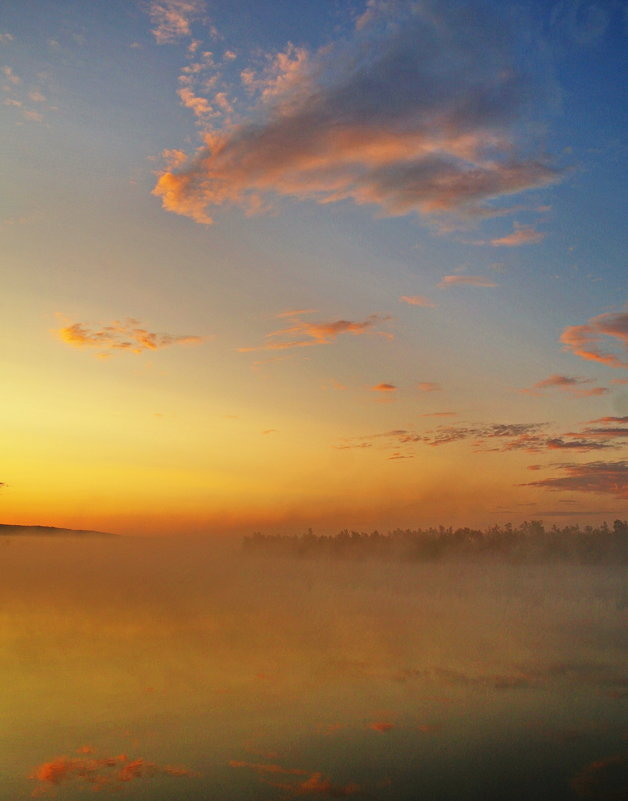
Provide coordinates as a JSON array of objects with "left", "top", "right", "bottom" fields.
[{"left": 1, "top": 535, "right": 626, "bottom": 800}]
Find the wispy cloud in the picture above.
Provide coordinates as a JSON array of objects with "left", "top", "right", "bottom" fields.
[
  {"left": 2, "top": 64, "right": 48, "bottom": 122},
  {"left": 153, "top": 0, "right": 561, "bottom": 225},
  {"left": 230, "top": 759, "right": 361, "bottom": 798},
  {"left": 371, "top": 383, "right": 396, "bottom": 392},
  {"left": 238, "top": 311, "right": 391, "bottom": 353},
  {"left": 148, "top": 0, "right": 205, "bottom": 44},
  {"left": 369, "top": 721, "right": 395, "bottom": 733},
  {"left": 418, "top": 382, "right": 441, "bottom": 393},
  {"left": 400, "top": 295, "right": 435, "bottom": 307},
  {"left": 487, "top": 223, "right": 545, "bottom": 247},
  {"left": 522, "top": 460, "right": 628, "bottom": 499},
  {"left": 30, "top": 751, "right": 195, "bottom": 796},
  {"left": 438, "top": 275, "right": 497, "bottom": 288},
  {"left": 571, "top": 753, "right": 628, "bottom": 801},
  {"left": 337, "top": 416, "right": 628, "bottom": 458},
  {"left": 560, "top": 310, "right": 628, "bottom": 368},
  {"left": 0, "top": 33, "right": 14, "bottom": 44},
  {"left": 56, "top": 317, "right": 205, "bottom": 357},
  {"left": 522, "top": 374, "right": 608, "bottom": 398}
]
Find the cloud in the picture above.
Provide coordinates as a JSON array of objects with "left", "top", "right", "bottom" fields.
[
  {"left": 572, "top": 426, "right": 628, "bottom": 440},
  {"left": 56, "top": 318, "right": 205, "bottom": 357},
  {"left": 487, "top": 223, "right": 545, "bottom": 246},
  {"left": 437, "top": 275, "right": 497, "bottom": 288},
  {"left": 522, "top": 374, "right": 608, "bottom": 398},
  {"left": 369, "top": 721, "right": 395, "bottom": 733},
  {"left": 0, "top": 33, "right": 14, "bottom": 44},
  {"left": 229, "top": 760, "right": 309, "bottom": 778},
  {"left": 429, "top": 421, "right": 547, "bottom": 449},
  {"left": 544, "top": 438, "right": 615, "bottom": 452},
  {"left": 400, "top": 295, "right": 435, "bottom": 307},
  {"left": 284, "top": 773, "right": 361, "bottom": 798},
  {"left": 148, "top": 0, "right": 205, "bottom": 44},
  {"left": 522, "top": 460, "right": 628, "bottom": 499},
  {"left": 337, "top": 415, "right": 628, "bottom": 459},
  {"left": 230, "top": 760, "right": 360, "bottom": 798},
  {"left": 421, "top": 411, "right": 456, "bottom": 417},
  {"left": 153, "top": 0, "right": 561, "bottom": 225},
  {"left": 418, "top": 382, "right": 441, "bottom": 392},
  {"left": 371, "top": 383, "right": 396, "bottom": 392},
  {"left": 570, "top": 752, "right": 628, "bottom": 800},
  {"left": 2, "top": 65, "right": 20, "bottom": 85},
  {"left": 560, "top": 310, "right": 628, "bottom": 368},
  {"left": 30, "top": 752, "right": 195, "bottom": 795},
  {"left": 238, "top": 311, "right": 391, "bottom": 352}
]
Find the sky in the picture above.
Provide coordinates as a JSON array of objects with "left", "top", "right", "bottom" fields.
[{"left": 1, "top": 0, "right": 627, "bottom": 536}]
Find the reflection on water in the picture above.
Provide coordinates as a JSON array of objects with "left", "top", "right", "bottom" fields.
[{"left": 1, "top": 536, "right": 626, "bottom": 800}]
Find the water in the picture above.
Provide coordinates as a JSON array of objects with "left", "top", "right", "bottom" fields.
[{"left": 1, "top": 537, "right": 626, "bottom": 800}]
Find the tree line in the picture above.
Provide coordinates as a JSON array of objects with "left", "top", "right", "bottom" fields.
[{"left": 242, "top": 520, "right": 628, "bottom": 563}]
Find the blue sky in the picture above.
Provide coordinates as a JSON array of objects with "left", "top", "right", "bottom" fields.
[{"left": 2, "top": 0, "right": 626, "bottom": 534}]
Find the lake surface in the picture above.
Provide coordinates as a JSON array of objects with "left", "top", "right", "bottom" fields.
[{"left": 1, "top": 537, "right": 626, "bottom": 800}]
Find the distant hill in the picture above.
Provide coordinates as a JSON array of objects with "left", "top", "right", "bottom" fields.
[{"left": 0, "top": 524, "right": 116, "bottom": 538}]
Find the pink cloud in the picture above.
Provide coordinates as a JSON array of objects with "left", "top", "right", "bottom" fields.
[
  {"left": 418, "top": 382, "right": 441, "bottom": 392},
  {"left": 153, "top": 1, "right": 560, "bottom": 225},
  {"left": 522, "top": 374, "right": 608, "bottom": 398},
  {"left": 560, "top": 310, "right": 628, "bottom": 368},
  {"left": 238, "top": 312, "right": 391, "bottom": 352},
  {"left": 437, "top": 275, "right": 497, "bottom": 288},
  {"left": 488, "top": 223, "right": 545, "bottom": 247},
  {"left": 371, "top": 383, "right": 396, "bottom": 392},
  {"left": 400, "top": 295, "right": 436, "bottom": 307},
  {"left": 148, "top": 0, "right": 205, "bottom": 44}
]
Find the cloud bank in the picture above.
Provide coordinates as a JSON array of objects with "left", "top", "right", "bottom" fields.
[
  {"left": 153, "top": 0, "right": 561, "bottom": 225},
  {"left": 523, "top": 460, "right": 628, "bottom": 500},
  {"left": 338, "top": 415, "right": 628, "bottom": 459}
]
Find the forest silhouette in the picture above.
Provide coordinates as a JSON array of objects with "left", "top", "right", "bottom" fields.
[{"left": 243, "top": 521, "right": 628, "bottom": 564}]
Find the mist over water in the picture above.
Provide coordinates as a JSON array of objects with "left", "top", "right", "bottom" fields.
[{"left": 2, "top": 536, "right": 626, "bottom": 800}]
